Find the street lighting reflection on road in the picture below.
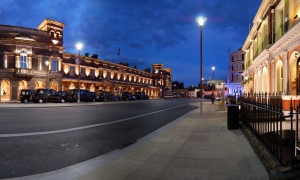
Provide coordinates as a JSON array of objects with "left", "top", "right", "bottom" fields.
[
  {"left": 76, "top": 43, "right": 83, "bottom": 103},
  {"left": 196, "top": 16, "right": 207, "bottom": 115}
]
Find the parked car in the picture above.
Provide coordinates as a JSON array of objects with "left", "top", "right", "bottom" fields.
[
  {"left": 18, "top": 89, "right": 33, "bottom": 103},
  {"left": 57, "top": 91, "right": 68, "bottom": 103},
  {"left": 173, "top": 94, "right": 181, "bottom": 98},
  {"left": 88, "top": 92, "right": 97, "bottom": 99},
  {"left": 30, "top": 88, "right": 63, "bottom": 103},
  {"left": 97, "top": 92, "right": 120, "bottom": 102},
  {"left": 121, "top": 92, "right": 136, "bottom": 101},
  {"left": 134, "top": 92, "right": 149, "bottom": 100},
  {"left": 67, "top": 89, "right": 96, "bottom": 102},
  {"left": 141, "top": 92, "right": 149, "bottom": 100}
]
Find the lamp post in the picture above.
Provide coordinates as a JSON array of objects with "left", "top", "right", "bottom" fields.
[
  {"left": 45, "top": 61, "right": 49, "bottom": 88},
  {"left": 76, "top": 43, "right": 83, "bottom": 103},
  {"left": 212, "top": 66, "right": 215, "bottom": 80},
  {"left": 196, "top": 16, "right": 207, "bottom": 115}
]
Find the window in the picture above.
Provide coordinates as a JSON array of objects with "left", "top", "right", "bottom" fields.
[
  {"left": 70, "top": 66, "right": 75, "bottom": 76},
  {"left": 3, "top": 55, "right": 7, "bottom": 68},
  {"left": 90, "top": 69, "right": 95, "bottom": 78},
  {"left": 38, "top": 58, "right": 42, "bottom": 70},
  {"left": 28, "top": 57, "right": 31, "bottom": 69},
  {"left": 52, "top": 59, "right": 58, "bottom": 72},
  {"left": 20, "top": 50, "right": 27, "bottom": 68},
  {"left": 81, "top": 67, "right": 85, "bottom": 78}
]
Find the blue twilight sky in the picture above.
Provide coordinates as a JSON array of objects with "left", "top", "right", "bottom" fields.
[{"left": 0, "top": 0, "right": 261, "bottom": 87}]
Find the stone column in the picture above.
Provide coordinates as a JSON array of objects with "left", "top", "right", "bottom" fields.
[
  {"left": 283, "top": 51, "right": 288, "bottom": 94},
  {"left": 270, "top": 59, "right": 275, "bottom": 94}
]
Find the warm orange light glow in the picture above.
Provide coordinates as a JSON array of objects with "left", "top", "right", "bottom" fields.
[
  {"left": 85, "top": 67, "right": 90, "bottom": 76},
  {"left": 63, "top": 64, "right": 70, "bottom": 74},
  {"left": 95, "top": 69, "right": 99, "bottom": 77},
  {"left": 57, "top": 61, "right": 60, "bottom": 71},
  {"left": 110, "top": 71, "right": 114, "bottom": 79},
  {"left": 103, "top": 70, "right": 107, "bottom": 78},
  {"left": 75, "top": 66, "right": 79, "bottom": 75}
]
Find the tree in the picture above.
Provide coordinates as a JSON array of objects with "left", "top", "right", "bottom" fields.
[
  {"left": 119, "top": 61, "right": 124, "bottom": 65},
  {"left": 84, "top": 52, "right": 89, "bottom": 57},
  {"left": 133, "top": 65, "right": 137, "bottom": 69},
  {"left": 91, "top": 53, "right": 98, "bottom": 59}
]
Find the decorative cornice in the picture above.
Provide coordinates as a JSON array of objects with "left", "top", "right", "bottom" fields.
[{"left": 0, "top": 24, "right": 48, "bottom": 37}]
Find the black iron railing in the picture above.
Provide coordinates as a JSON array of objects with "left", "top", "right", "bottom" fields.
[{"left": 240, "top": 93, "right": 299, "bottom": 167}]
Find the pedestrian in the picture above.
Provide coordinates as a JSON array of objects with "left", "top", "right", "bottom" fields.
[{"left": 211, "top": 91, "right": 215, "bottom": 104}]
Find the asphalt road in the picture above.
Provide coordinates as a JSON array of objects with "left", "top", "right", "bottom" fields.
[{"left": 0, "top": 98, "right": 199, "bottom": 179}]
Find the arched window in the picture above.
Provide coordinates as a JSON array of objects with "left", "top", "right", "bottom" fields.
[
  {"left": 56, "top": 31, "right": 61, "bottom": 38},
  {"left": 50, "top": 30, "right": 55, "bottom": 38},
  {"left": 20, "top": 50, "right": 27, "bottom": 68}
]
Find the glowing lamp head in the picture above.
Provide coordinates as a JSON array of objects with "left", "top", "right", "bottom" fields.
[
  {"left": 76, "top": 43, "right": 83, "bottom": 50},
  {"left": 196, "top": 16, "right": 207, "bottom": 26}
]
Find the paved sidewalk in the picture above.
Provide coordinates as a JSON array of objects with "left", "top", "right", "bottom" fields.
[{"left": 8, "top": 101, "right": 269, "bottom": 180}]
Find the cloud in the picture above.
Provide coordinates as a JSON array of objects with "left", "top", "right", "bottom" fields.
[{"left": 0, "top": 0, "right": 262, "bottom": 86}]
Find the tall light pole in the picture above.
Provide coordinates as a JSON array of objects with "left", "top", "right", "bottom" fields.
[
  {"left": 196, "top": 16, "right": 207, "bottom": 115},
  {"left": 76, "top": 43, "right": 83, "bottom": 103},
  {"left": 45, "top": 61, "right": 49, "bottom": 88},
  {"left": 212, "top": 66, "right": 215, "bottom": 80}
]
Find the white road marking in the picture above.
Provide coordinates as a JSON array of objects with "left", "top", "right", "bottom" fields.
[{"left": 0, "top": 104, "right": 192, "bottom": 137}]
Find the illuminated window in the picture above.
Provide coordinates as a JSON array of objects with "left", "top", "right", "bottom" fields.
[{"left": 20, "top": 50, "right": 27, "bottom": 68}]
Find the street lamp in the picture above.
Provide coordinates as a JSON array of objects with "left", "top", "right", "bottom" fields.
[
  {"left": 212, "top": 66, "right": 215, "bottom": 80},
  {"left": 45, "top": 60, "right": 49, "bottom": 88},
  {"left": 76, "top": 43, "right": 83, "bottom": 103},
  {"left": 196, "top": 16, "right": 207, "bottom": 115}
]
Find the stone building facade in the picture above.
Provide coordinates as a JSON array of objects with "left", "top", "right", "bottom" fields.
[
  {"left": 0, "top": 19, "right": 165, "bottom": 101},
  {"left": 226, "top": 48, "right": 245, "bottom": 95},
  {"left": 242, "top": 0, "right": 300, "bottom": 96}
]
